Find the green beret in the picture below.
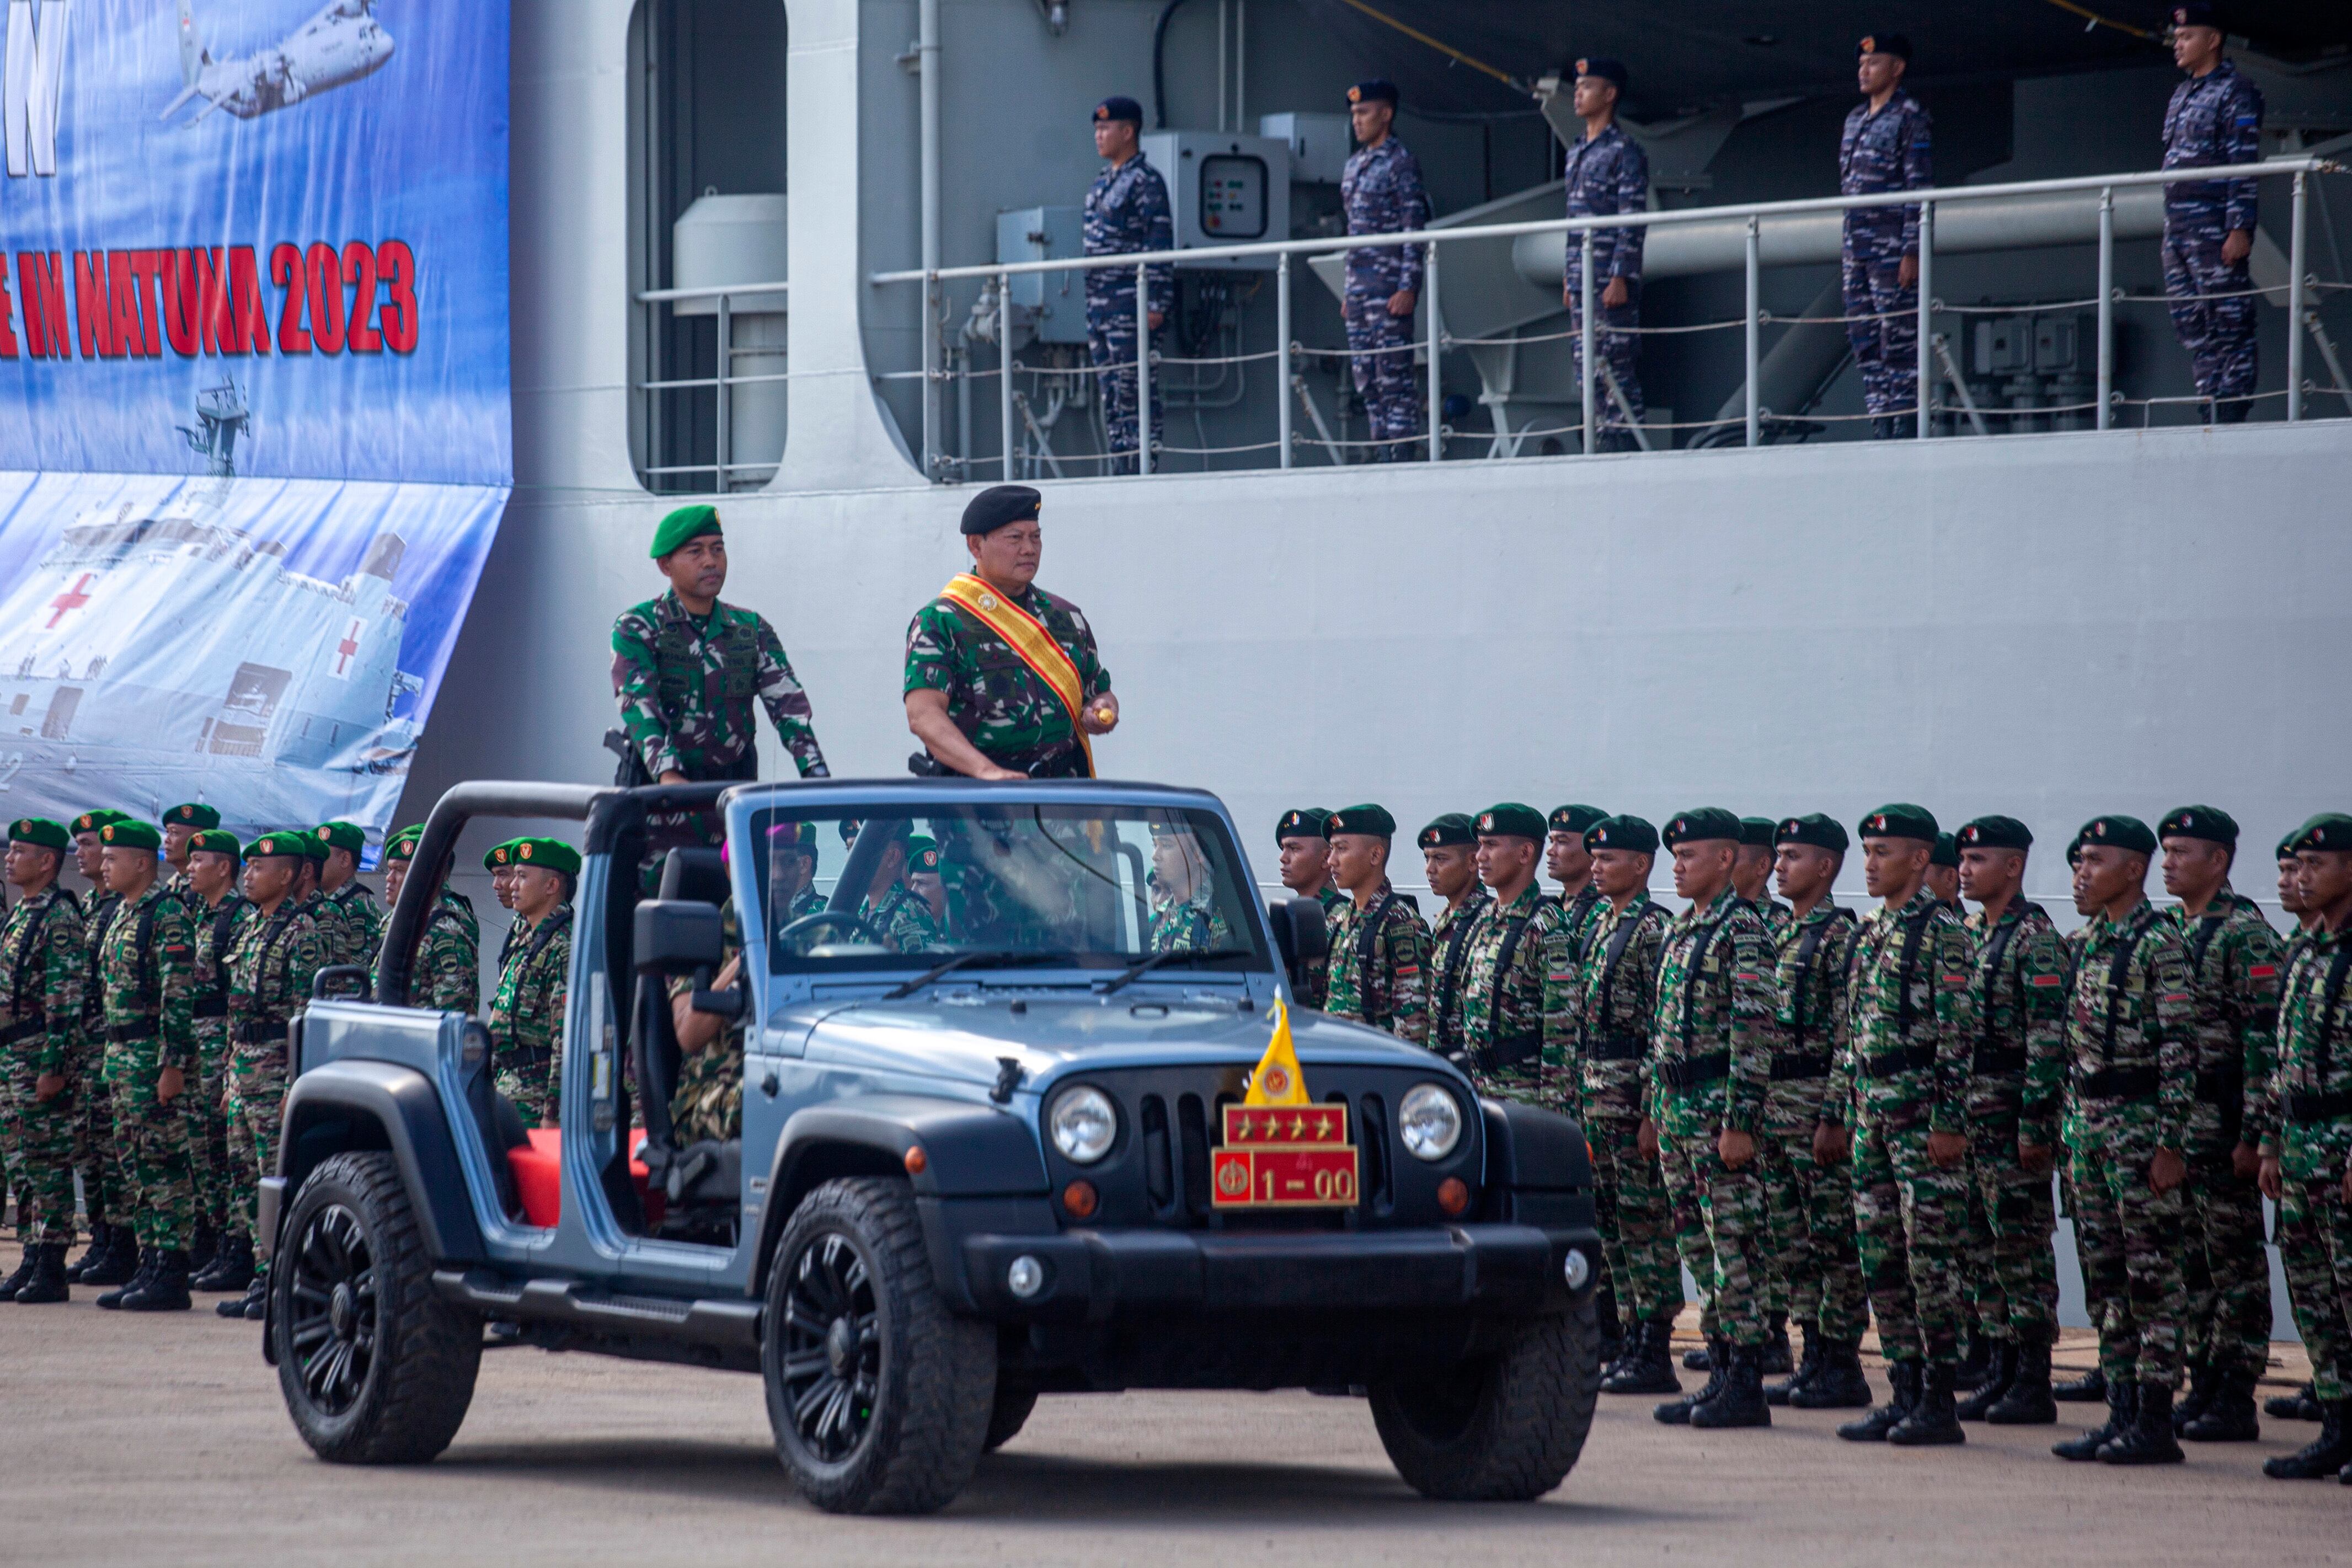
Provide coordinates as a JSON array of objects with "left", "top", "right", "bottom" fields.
[
  {"left": 961, "top": 484, "right": 1042, "bottom": 536},
  {"left": 72, "top": 809, "right": 129, "bottom": 837},
  {"left": 1775, "top": 813, "right": 1849, "bottom": 853},
  {"left": 2075, "top": 815, "right": 2157, "bottom": 857},
  {"left": 1585, "top": 814, "right": 1658, "bottom": 855},
  {"left": 484, "top": 838, "right": 522, "bottom": 871},
  {"left": 1276, "top": 808, "right": 1332, "bottom": 843},
  {"left": 2158, "top": 805, "right": 2237, "bottom": 848},
  {"left": 1417, "top": 814, "right": 1476, "bottom": 850},
  {"left": 383, "top": 826, "right": 425, "bottom": 863},
  {"left": 297, "top": 829, "right": 330, "bottom": 862},
  {"left": 1474, "top": 803, "right": 1549, "bottom": 843},
  {"left": 2279, "top": 820, "right": 2319, "bottom": 860},
  {"left": 907, "top": 834, "right": 941, "bottom": 873},
  {"left": 1957, "top": 815, "right": 2032, "bottom": 852},
  {"left": 8, "top": 816, "right": 69, "bottom": 851},
  {"left": 650, "top": 503, "right": 721, "bottom": 560},
  {"left": 188, "top": 830, "right": 243, "bottom": 861},
  {"left": 1739, "top": 816, "right": 1778, "bottom": 849},
  {"left": 314, "top": 820, "right": 366, "bottom": 855},
  {"left": 165, "top": 802, "right": 221, "bottom": 830},
  {"left": 98, "top": 818, "right": 162, "bottom": 852},
  {"left": 1548, "top": 805, "right": 1607, "bottom": 837},
  {"left": 2291, "top": 814, "right": 2352, "bottom": 854},
  {"left": 1931, "top": 832, "right": 1959, "bottom": 869},
  {"left": 248, "top": 831, "right": 314, "bottom": 860},
  {"left": 1661, "top": 807, "right": 1742, "bottom": 849},
  {"left": 1325, "top": 804, "right": 1396, "bottom": 839},
  {"left": 511, "top": 837, "right": 581, "bottom": 876},
  {"left": 1859, "top": 804, "right": 1938, "bottom": 843}
]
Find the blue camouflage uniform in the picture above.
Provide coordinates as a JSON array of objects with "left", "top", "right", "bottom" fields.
[
  {"left": 2161, "top": 60, "right": 2264, "bottom": 419},
  {"left": 1839, "top": 88, "right": 1933, "bottom": 429},
  {"left": 1562, "top": 123, "right": 1649, "bottom": 438},
  {"left": 1341, "top": 136, "right": 1430, "bottom": 461},
  {"left": 1083, "top": 153, "right": 1174, "bottom": 470}
]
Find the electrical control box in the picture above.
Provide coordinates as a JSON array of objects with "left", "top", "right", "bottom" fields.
[
  {"left": 994, "top": 205, "right": 1090, "bottom": 344},
  {"left": 1139, "top": 132, "right": 1290, "bottom": 270},
  {"left": 1258, "top": 112, "right": 1353, "bottom": 185}
]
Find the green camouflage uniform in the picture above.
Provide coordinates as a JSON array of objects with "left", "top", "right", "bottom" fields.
[
  {"left": 1554, "top": 883, "right": 1609, "bottom": 970},
  {"left": 1323, "top": 882, "right": 1432, "bottom": 1042},
  {"left": 1958, "top": 900, "right": 2068, "bottom": 1344},
  {"left": 322, "top": 881, "right": 382, "bottom": 972},
  {"left": 860, "top": 882, "right": 940, "bottom": 955},
  {"left": 2063, "top": 901, "right": 2196, "bottom": 1388},
  {"left": 187, "top": 892, "right": 251, "bottom": 1235},
  {"left": 2260, "top": 924, "right": 2352, "bottom": 1402},
  {"left": 402, "top": 890, "right": 483, "bottom": 1014},
  {"left": 1758, "top": 902, "right": 1868, "bottom": 1345},
  {"left": 1751, "top": 896, "right": 1794, "bottom": 942},
  {"left": 1648, "top": 886, "right": 1776, "bottom": 1348},
  {"left": 1455, "top": 884, "right": 1559, "bottom": 1105},
  {"left": 96, "top": 882, "right": 199, "bottom": 1251},
  {"left": 1547, "top": 892, "right": 1678, "bottom": 1328},
  {"left": 669, "top": 902, "right": 744, "bottom": 1144},
  {"left": 73, "top": 887, "right": 127, "bottom": 1232},
  {"left": 224, "top": 901, "right": 325, "bottom": 1245},
  {"left": 1426, "top": 890, "right": 1490, "bottom": 1063},
  {"left": 1828, "top": 888, "right": 1976, "bottom": 1366},
  {"left": 613, "top": 590, "right": 830, "bottom": 780},
  {"left": 0, "top": 885, "right": 85, "bottom": 1246},
  {"left": 490, "top": 906, "right": 572, "bottom": 1126},
  {"left": 1146, "top": 872, "right": 1231, "bottom": 954},
  {"left": 902, "top": 581, "right": 1106, "bottom": 773}
]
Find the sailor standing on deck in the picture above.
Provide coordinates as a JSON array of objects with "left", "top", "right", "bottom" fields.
[
  {"left": 1340, "top": 80, "right": 1431, "bottom": 463},
  {"left": 2160, "top": 4, "right": 2265, "bottom": 424},
  {"left": 1840, "top": 33, "right": 1933, "bottom": 438},
  {"left": 1559, "top": 58, "right": 1649, "bottom": 449},
  {"left": 1082, "top": 97, "right": 1173, "bottom": 473}
]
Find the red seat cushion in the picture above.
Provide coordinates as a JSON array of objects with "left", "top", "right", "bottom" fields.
[{"left": 505, "top": 1128, "right": 658, "bottom": 1228}]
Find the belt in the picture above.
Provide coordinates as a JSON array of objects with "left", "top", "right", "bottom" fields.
[
  {"left": 0, "top": 1016, "right": 46, "bottom": 1046},
  {"left": 1770, "top": 1051, "right": 1832, "bottom": 1082},
  {"left": 2076, "top": 1064, "right": 2160, "bottom": 1101},
  {"left": 2193, "top": 1066, "right": 2244, "bottom": 1105},
  {"left": 1858, "top": 1043, "right": 1937, "bottom": 1079},
  {"left": 231, "top": 1021, "right": 290, "bottom": 1046},
  {"left": 192, "top": 995, "right": 228, "bottom": 1019},
  {"left": 1658, "top": 1051, "right": 1730, "bottom": 1091},
  {"left": 1971, "top": 1045, "right": 2028, "bottom": 1077},
  {"left": 1584, "top": 1034, "right": 1647, "bottom": 1063},
  {"left": 2285, "top": 1091, "right": 2352, "bottom": 1123},
  {"left": 1472, "top": 1032, "right": 1542, "bottom": 1074},
  {"left": 104, "top": 1022, "right": 157, "bottom": 1044}
]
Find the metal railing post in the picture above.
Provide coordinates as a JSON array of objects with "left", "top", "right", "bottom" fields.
[
  {"left": 1425, "top": 241, "right": 1442, "bottom": 464},
  {"left": 716, "top": 291, "right": 733, "bottom": 490},
  {"left": 999, "top": 269, "right": 1015, "bottom": 479},
  {"left": 1744, "top": 215, "right": 1761, "bottom": 447},
  {"left": 2289, "top": 170, "right": 2308, "bottom": 423},
  {"left": 1915, "top": 200, "right": 1933, "bottom": 440},
  {"left": 1579, "top": 228, "right": 1596, "bottom": 455},
  {"left": 920, "top": 276, "right": 938, "bottom": 481},
  {"left": 1136, "top": 260, "right": 1152, "bottom": 476},
  {"left": 1277, "top": 253, "right": 1293, "bottom": 469},
  {"left": 2097, "top": 186, "right": 2114, "bottom": 431}
]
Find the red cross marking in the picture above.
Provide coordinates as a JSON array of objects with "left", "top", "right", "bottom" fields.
[
  {"left": 46, "top": 573, "right": 93, "bottom": 629},
  {"left": 333, "top": 618, "right": 362, "bottom": 675}
]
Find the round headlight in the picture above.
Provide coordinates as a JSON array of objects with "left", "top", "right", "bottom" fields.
[
  {"left": 1048, "top": 1085, "right": 1117, "bottom": 1164},
  {"left": 1398, "top": 1083, "right": 1463, "bottom": 1161}
]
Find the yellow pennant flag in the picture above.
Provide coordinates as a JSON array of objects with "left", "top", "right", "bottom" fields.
[{"left": 1244, "top": 999, "right": 1311, "bottom": 1106}]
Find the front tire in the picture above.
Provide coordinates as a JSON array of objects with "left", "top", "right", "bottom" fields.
[
  {"left": 1369, "top": 1296, "right": 1600, "bottom": 1501},
  {"left": 762, "top": 1177, "right": 996, "bottom": 1514},
  {"left": 273, "top": 1151, "right": 482, "bottom": 1464}
]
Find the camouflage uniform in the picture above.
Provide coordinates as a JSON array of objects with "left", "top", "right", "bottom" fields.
[
  {"left": 1560, "top": 122, "right": 1649, "bottom": 436},
  {"left": 1340, "top": 135, "right": 1431, "bottom": 459},
  {"left": 322, "top": 881, "right": 382, "bottom": 972},
  {"left": 1426, "top": 889, "right": 1492, "bottom": 1063},
  {"left": 1759, "top": 902, "right": 1868, "bottom": 1345},
  {"left": 489, "top": 906, "right": 572, "bottom": 1127},
  {"left": 96, "top": 882, "right": 199, "bottom": 1252},
  {"left": 1648, "top": 886, "right": 1776, "bottom": 1348},
  {"left": 0, "top": 885, "right": 85, "bottom": 1246},
  {"left": 904, "top": 583, "right": 1109, "bottom": 776},
  {"left": 1323, "top": 882, "right": 1431, "bottom": 1042},
  {"left": 73, "top": 887, "right": 127, "bottom": 1234},
  {"left": 611, "top": 590, "right": 830, "bottom": 784},
  {"left": 1838, "top": 87, "right": 1933, "bottom": 425},
  {"left": 223, "top": 901, "right": 325, "bottom": 1245},
  {"left": 187, "top": 892, "right": 251, "bottom": 1237},
  {"left": 2261, "top": 925, "right": 2352, "bottom": 1403},
  {"left": 1959, "top": 900, "right": 2068, "bottom": 1344},
  {"left": 399, "top": 890, "right": 483, "bottom": 1014},
  {"left": 2161, "top": 61, "right": 2264, "bottom": 415},
  {"left": 1828, "top": 887, "right": 1975, "bottom": 1366},
  {"left": 1083, "top": 151, "right": 1173, "bottom": 468},
  {"left": 2169, "top": 890, "right": 2284, "bottom": 1380},
  {"left": 859, "top": 882, "right": 940, "bottom": 956},
  {"left": 2063, "top": 901, "right": 2196, "bottom": 1388},
  {"left": 1147, "top": 872, "right": 1232, "bottom": 955},
  {"left": 1293, "top": 885, "right": 1345, "bottom": 1010},
  {"left": 669, "top": 902, "right": 743, "bottom": 1144},
  {"left": 1455, "top": 885, "right": 1560, "bottom": 1105}
]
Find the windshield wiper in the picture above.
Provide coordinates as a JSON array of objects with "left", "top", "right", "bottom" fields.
[
  {"left": 1095, "top": 946, "right": 1251, "bottom": 997},
  {"left": 881, "top": 950, "right": 1073, "bottom": 1000}
]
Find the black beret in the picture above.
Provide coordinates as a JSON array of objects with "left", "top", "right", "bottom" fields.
[
  {"left": 1347, "top": 79, "right": 1398, "bottom": 106},
  {"left": 1276, "top": 808, "right": 1332, "bottom": 843},
  {"left": 1859, "top": 804, "right": 1937, "bottom": 843},
  {"left": 2075, "top": 815, "right": 2157, "bottom": 857},
  {"left": 1325, "top": 804, "right": 1396, "bottom": 839},
  {"left": 1776, "top": 814, "right": 1848, "bottom": 853},
  {"left": 1858, "top": 32, "right": 1912, "bottom": 61},
  {"left": 1662, "top": 807, "right": 1742, "bottom": 849},
  {"left": 2169, "top": 3, "right": 2218, "bottom": 29},
  {"left": 2292, "top": 814, "right": 2352, "bottom": 854},
  {"left": 1549, "top": 804, "right": 1607, "bottom": 837},
  {"left": 961, "top": 484, "right": 1042, "bottom": 536},
  {"left": 1957, "top": 815, "right": 2033, "bottom": 852},
  {"left": 2278, "top": 823, "right": 2309, "bottom": 860},
  {"left": 1738, "top": 816, "right": 1777, "bottom": 849},
  {"left": 1585, "top": 814, "right": 1658, "bottom": 855},
  {"left": 1474, "top": 803, "right": 1548, "bottom": 843},
  {"left": 1418, "top": 814, "right": 1476, "bottom": 850},
  {"left": 1093, "top": 95, "right": 1144, "bottom": 125},
  {"left": 1931, "top": 832, "right": 1960, "bottom": 869},
  {"left": 1573, "top": 56, "right": 1628, "bottom": 89},
  {"left": 2158, "top": 805, "right": 2237, "bottom": 848}
]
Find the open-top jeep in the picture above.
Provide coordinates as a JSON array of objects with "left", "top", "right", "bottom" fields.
[{"left": 264, "top": 778, "right": 1603, "bottom": 1513}]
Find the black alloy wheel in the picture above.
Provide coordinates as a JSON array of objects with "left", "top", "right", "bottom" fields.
[
  {"left": 778, "top": 1232, "right": 882, "bottom": 1463},
  {"left": 286, "top": 1202, "right": 379, "bottom": 1417}
]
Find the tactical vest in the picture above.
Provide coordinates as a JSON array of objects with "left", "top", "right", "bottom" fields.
[{"left": 655, "top": 603, "right": 762, "bottom": 777}]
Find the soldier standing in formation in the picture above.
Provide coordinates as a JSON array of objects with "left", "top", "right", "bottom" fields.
[
  {"left": 2161, "top": 4, "right": 2265, "bottom": 424},
  {"left": 1419, "top": 815, "right": 1488, "bottom": 1064},
  {"left": 161, "top": 802, "right": 218, "bottom": 900},
  {"left": 1340, "top": 80, "right": 1430, "bottom": 463},
  {"left": 1546, "top": 804, "right": 1610, "bottom": 968},
  {"left": 1082, "top": 97, "right": 1172, "bottom": 472},
  {"left": 1319, "top": 805, "right": 1433, "bottom": 1044},
  {"left": 0, "top": 818, "right": 85, "bottom": 1304},
  {"left": 1455, "top": 805, "right": 1557, "bottom": 1105},
  {"left": 314, "top": 821, "right": 382, "bottom": 971},
  {"left": 1927, "top": 832, "right": 1963, "bottom": 911},
  {"left": 1840, "top": 33, "right": 1933, "bottom": 438},
  {"left": 1736, "top": 817, "right": 1794, "bottom": 937},
  {"left": 377, "top": 826, "right": 482, "bottom": 1015},
  {"left": 1274, "top": 808, "right": 1342, "bottom": 1008},
  {"left": 489, "top": 839, "right": 578, "bottom": 1128},
  {"left": 1558, "top": 58, "right": 1649, "bottom": 450},
  {"left": 65, "top": 809, "right": 133, "bottom": 1286},
  {"left": 181, "top": 829, "right": 248, "bottom": 1291}
]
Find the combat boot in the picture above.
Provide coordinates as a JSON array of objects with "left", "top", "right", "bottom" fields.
[
  {"left": 2171, "top": 1355, "right": 2214, "bottom": 1433},
  {"left": 1682, "top": 1341, "right": 1714, "bottom": 1372},
  {"left": 2262, "top": 1399, "right": 2348, "bottom": 1478},
  {"left": 193, "top": 1232, "right": 253, "bottom": 1293},
  {"left": 2265, "top": 1380, "right": 2319, "bottom": 1421},
  {"left": 2180, "top": 1362, "right": 2260, "bottom": 1442},
  {"left": 186, "top": 1223, "right": 218, "bottom": 1278},
  {"left": 2098, "top": 1383, "right": 2185, "bottom": 1465},
  {"left": 1655, "top": 1335, "right": 1729, "bottom": 1425},
  {"left": 1838, "top": 1360, "right": 1920, "bottom": 1441},
  {"left": 1953, "top": 1332, "right": 1992, "bottom": 1395},
  {"left": 1761, "top": 1312, "right": 1793, "bottom": 1377},
  {"left": 11, "top": 1243, "right": 70, "bottom": 1304},
  {"left": 1986, "top": 1329, "right": 2059, "bottom": 1425},
  {"left": 2053, "top": 1377, "right": 2136, "bottom": 1460},
  {"left": 120, "top": 1249, "right": 191, "bottom": 1312},
  {"left": 220, "top": 1273, "right": 265, "bottom": 1319},
  {"left": 1957, "top": 1341, "right": 2020, "bottom": 1421},
  {"left": 1603, "top": 1321, "right": 1682, "bottom": 1396},
  {"left": 96, "top": 1245, "right": 158, "bottom": 1310},
  {"left": 2052, "top": 1363, "right": 2107, "bottom": 1402},
  {"left": 0, "top": 1245, "right": 39, "bottom": 1301},
  {"left": 73, "top": 1222, "right": 136, "bottom": 1286},
  {"left": 1888, "top": 1362, "right": 1966, "bottom": 1446},
  {"left": 1793, "top": 1338, "right": 1876, "bottom": 1409},
  {"left": 1767, "top": 1331, "right": 1820, "bottom": 1406},
  {"left": 1690, "top": 1343, "right": 1772, "bottom": 1430}
]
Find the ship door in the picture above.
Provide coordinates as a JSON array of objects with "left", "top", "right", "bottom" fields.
[{"left": 40, "top": 687, "right": 81, "bottom": 739}]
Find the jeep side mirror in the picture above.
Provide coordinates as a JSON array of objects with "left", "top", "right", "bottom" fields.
[
  {"left": 634, "top": 899, "right": 724, "bottom": 974},
  {"left": 1268, "top": 897, "right": 1328, "bottom": 1001}
]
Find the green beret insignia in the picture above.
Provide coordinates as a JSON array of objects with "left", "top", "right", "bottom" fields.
[
  {"left": 99, "top": 819, "right": 163, "bottom": 851},
  {"left": 1775, "top": 814, "right": 1849, "bottom": 853},
  {"left": 511, "top": 837, "right": 582, "bottom": 876},
  {"left": 188, "top": 830, "right": 243, "bottom": 861},
  {"left": 2158, "top": 805, "right": 2237, "bottom": 847},
  {"left": 72, "top": 809, "right": 130, "bottom": 837},
  {"left": 1474, "top": 803, "right": 1548, "bottom": 843},
  {"left": 383, "top": 826, "right": 425, "bottom": 863},
  {"left": 2291, "top": 814, "right": 2352, "bottom": 854},
  {"left": 1276, "top": 808, "right": 1332, "bottom": 843},
  {"left": 1956, "top": 816, "right": 2032, "bottom": 852},
  {"left": 1547, "top": 805, "right": 1607, "bottom": 837},
  {"left": 1661, "top": 807, "right": 1742, "bottom": 849},
  {"left": 650, "top": 503, "right": 721, "bottom": 560},
  {"left": 2075, "top": 815, "right": 2157, "bottom": 857},
  {"left": 7, "top": 816, "right": 69, "bottom": 851},
  {"left": 167, "top": 802, "right": 221, "bottom": 830},
  {"left": 1417, "top": 814, "right": 1476, "bottom": 850},
  {"left": 484, "top": 838, "right": 522, "bottom": 871},
  {"left": 1585, "top": 814, "right": 1658, "bottom": 855},
  {"left": 1859, "top": 804, "right": 1938, "bottom": 843},
  {"left": 906, "top": 834, "right": 940, "bottom": 873},
  {"left": 248, "top": 832, "right": 314, "bottom": 860},
  {"left": 1325, "top": 804, "right": 1396, "bottom": 839},
  {"left": 314, "top": 821, "right": 366, "bottom": 855},
  {"left": 2279, "top": 818, "right": 2322, "bottom": 860}
]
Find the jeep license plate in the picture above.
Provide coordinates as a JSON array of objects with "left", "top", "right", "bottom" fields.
[{"left": 1212, "top": 1104, "right": 1359, "bottom": 1208}]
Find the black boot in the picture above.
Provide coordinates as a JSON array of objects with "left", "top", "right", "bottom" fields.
[
  {"left": 2266, "top": 1380, "right": 2320, "bottom": 1422},
  {"left": 186, "top": 1223, "right": 218, "bottom": 1278},
  {"left": 2052, "top": 1363, "right": 2108, "bottom": 1403},
  {"left": 96, "top": 1245, "right": 157, "bottom": 1310},
  {"left": 1794, "top": 1337, "right": 1877, "bottom": 1409},
  {"left": 73, "top": 1222, "right": 135, "bottom": 1286},
  {"left": 1986, "top": 1329, "right": 2059, "bottom": 1425},
  {"left": 1683, "top": 1340, "right": 1714, "bottom": 1372},
  {"left": 10, "top": 1243, "right": 70, "bottom": 1304},
  {"left": 1953, "top": 1333, "right": 1992, "bottom": 1395},
  {"left": 2054, "top": 1377, "right": 2137, "bottom": 1460},
  {"left": 1839, "top": 1360, "right": 1920, "bottom": 1441},
  {"left": 1957, "top": 1341, "right": 2020, "bottom": 1422},
  {"left": 2099, "top": 1382, "right": 2185, "bottom": 1465},
  {"left": 1690, "top": 1343, "right": 1773, "bottom": 1429},
  {"left": 2171, "top": 1355, "right": 2215, "bottom": 1433},
  {"left": 193, "top": 1232, "right": 253, "bottom": 1293},
  {"left": 120, "top": 1248, "right": 191, "bottom": 1312},
  {"left": 1767, "top": 1331, "right": 1819, "bottom": 1406},
  {"left": 1761, "top": 1312, "right": 1794, "bottom": 1377},
  {"left": 2262, "top": 1399, "right": 2349, "bottom": 1478},
  {"left": 0, "top": 1244, "right": 39, "bottom": 1301},
  {"left": 1656, "top": 1336, "right": 1729, "bottom": 1425},
  {"left": 1889, "top": 1361, "right": 1967, "bottom": 1446},
  {"left": 220, "top": 1272, "right": 265, "bottom": 1319},
  {"left": 2180, "top": 1362, "right": 2260, "bottom": 1442},
  {"left": 1595, "top": 1278, "right": 1624, "bottom": 1372},
  {"left": 1603, "top": 1321, "right": 1683, "bottom": 1396}
]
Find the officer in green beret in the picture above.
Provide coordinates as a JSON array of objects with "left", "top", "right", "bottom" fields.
[
  {"left": 1547, "top": 804, "right": 1611, "bottom": 966},
  {"left": 1419, "top": 815, "right": 1489, "bottom": 1062},
  {"left": 1274, "top": 809, "right": 1343, "bottom": 1008},
  {"left": 1321, "top": 806, "right": 1434, "bottom": 1043},
  {"left": 2148, "top": 805, "right": 2282, "bottom": 1442},
  {"left": 376, "top": 827, "right": 481, "bottom": 1018},
  {"left": 490, "top": 838, "right": 579, "bottom": 1128},
  {"left": 1735, "top": 817, "right": 1794, "bottom": 940},
  {"left": 1927, "top": 831, "right": 1963, "bottom": 912},
  {"left": 610, "top": 504, "right": 830, "bottom": 798},
  {"left": 64, "top": 809, "right": 137, "bottom": 1287},
  {"left": 0, "top": 817, "right": 88, "bottom": 1303},
  {"left": 311, "top": 821, "right": 381, "bottom": 973},
  {"left": 1453, "top": 806, "right": 1560, "bottom": 1107},
  {"left": 486, "top": 838, "right": 527, "bottom": 971},
  {"left": 902, "top": 834, "right": 948, "bottom": 925},
  {"left": 162, "top": 802, "right": 221, "bottom": 899},
  {"left": 179, "top": 828, "right": 248, "bottom": 1286},
  {"left": 767, "top": 821, "right": 828, "bottom": 927}
]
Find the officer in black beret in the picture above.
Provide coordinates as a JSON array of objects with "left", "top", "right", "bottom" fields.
[
  {"left": 1323, "top": 806, "right": 1435, "bottom": 1042},
  {"left": 1736, "top": 817, "right": 1794, "bottom": 938},
  {"left": 1547, "top": 804, "right": 1610, "bottom": 961},
  {"left": 1420, "top": 814, "right": 1489, "bottom": 1062},
  {"left": 904, "top": 485, "right": 1118, "bottom": 780},
  {"left": 1274, "top": 809, "right": 1343, "bottom": 1007},
  {"left": 1927, "top": 831, "right": 1962, "bottom": 911}
]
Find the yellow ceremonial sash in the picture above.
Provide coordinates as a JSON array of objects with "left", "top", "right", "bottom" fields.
[{"left": 937, "top": 572, "right": 1095, "bottom": 774}]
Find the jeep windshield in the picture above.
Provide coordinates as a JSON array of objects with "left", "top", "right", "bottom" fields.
[{"left": 749, "top": 801, "right": 1269, "bottom": 977}]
